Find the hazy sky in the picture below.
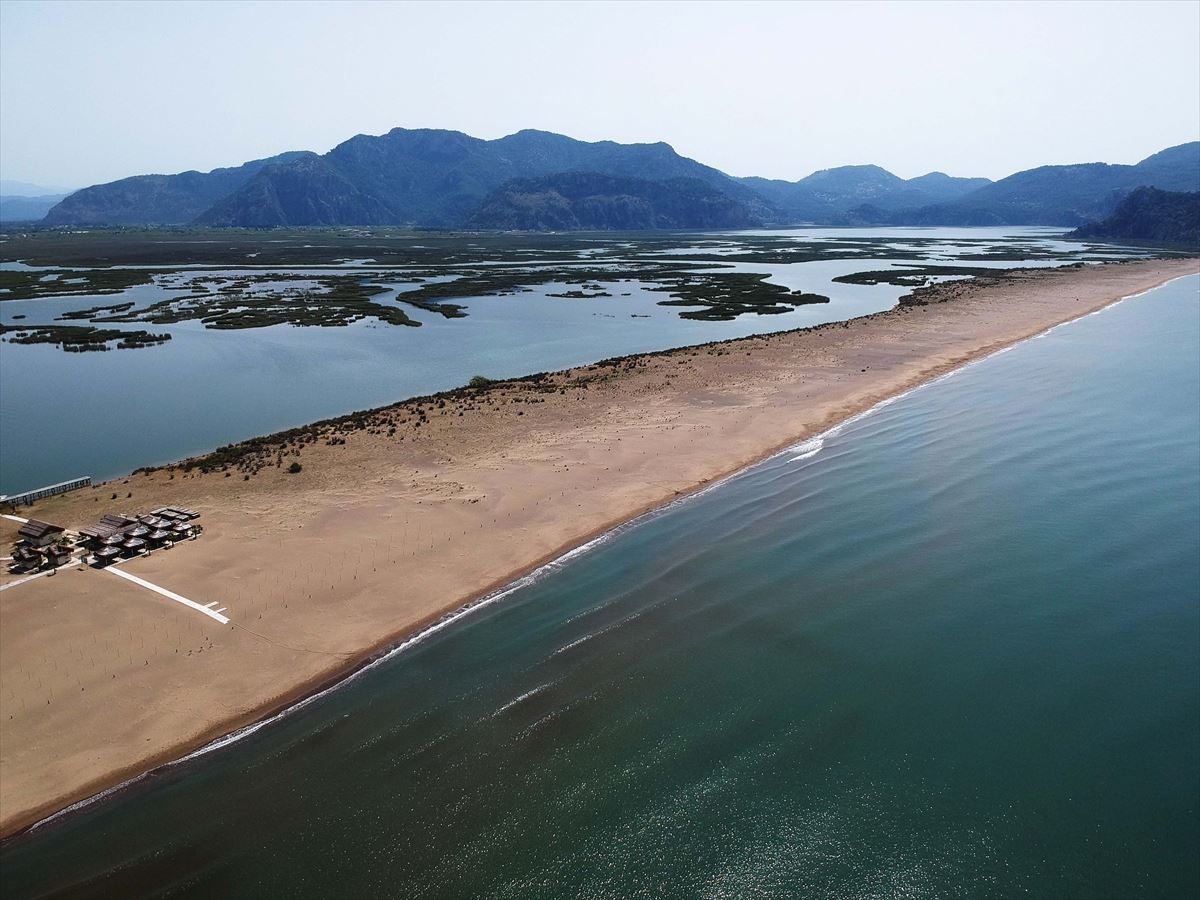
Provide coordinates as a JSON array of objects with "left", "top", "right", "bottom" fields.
[{"left": 2, "top": 0, "right": 1198, "bottom": 189}]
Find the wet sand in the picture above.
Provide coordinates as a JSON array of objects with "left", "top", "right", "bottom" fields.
[{"left": 1, "top": 257, "right": 1196, "bottom": 837}]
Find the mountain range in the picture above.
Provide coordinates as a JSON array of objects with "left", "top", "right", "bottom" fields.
[
  {"left": 862, "top": 143, "right": 1200, "bottom": 226},
  {"left": 0, "top": 180, "right": 75, "bottom": 224},
  {"left": 22, "top": 128, "right": 1200, "bottom": 231},
  {"left": 0, "top": 194, "right": 68, "bottom": 223}
]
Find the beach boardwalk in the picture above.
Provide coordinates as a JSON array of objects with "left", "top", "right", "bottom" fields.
[{"left": 103, "top": 565, "right": 230, "bottom": 625}]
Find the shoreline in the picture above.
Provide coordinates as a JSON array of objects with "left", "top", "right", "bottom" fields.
[{"left": 2, "top": 258, "right": 1197, "bottom": 841}]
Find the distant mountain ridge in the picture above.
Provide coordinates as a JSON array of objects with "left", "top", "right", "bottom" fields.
[
  {"left": 738, "top": 165, "right": 991, "bottom": 221},
  {"left": 864, "top": 143, "right": 1200, "bottom": 227},
  {"left": 0, "top": 193, "right": 69, "bottom": 223},
  {"left": 0, "top": 179, "right": 74, "bottom": 224},
  {"left": 0, "top": 180, "right": 74, "bottom": 197},
  {"left": 33, "top": 128, "right": 1200, "bottom": 232}
]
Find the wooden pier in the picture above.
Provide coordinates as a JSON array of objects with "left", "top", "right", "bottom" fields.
[{"left": 1, "top": 476, "right": 92, "bottom": 508}]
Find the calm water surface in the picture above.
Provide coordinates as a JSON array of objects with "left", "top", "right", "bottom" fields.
[
  {"left": 1, "top": 278, "right": 1195, "bottom": 897},
  {"left": 0, "top": 228, "right": 1145, "bottom": 493}
]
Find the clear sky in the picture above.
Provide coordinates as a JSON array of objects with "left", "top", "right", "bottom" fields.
[{"left": 2, "top": 0, "right": 1198, "bottom": 189}]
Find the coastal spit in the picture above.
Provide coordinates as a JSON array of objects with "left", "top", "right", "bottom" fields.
[{"left": 1, "top": 257, "right": 1196, "bottom": 837}]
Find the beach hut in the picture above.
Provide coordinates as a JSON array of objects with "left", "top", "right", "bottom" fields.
[
  {"left": 16, "top": 519, "right": 65, "bottom": 548},
  {"left": 43, "top": 543, "right": 72, "bottom": 568},
  {"left": 9, "top": 545, "right": 42, "bottom": 572},
  {"left": 121, "top": 537, "right": 147, "bottom": 556},
  {"left": 99, "top": 513, "right": 135, "bottom": 529},
  {"left": 93, "top": 546, "right": 121, "bottom": 566},
  {"left": 77, "top": 523, "right": 118, "bottom": 550}
]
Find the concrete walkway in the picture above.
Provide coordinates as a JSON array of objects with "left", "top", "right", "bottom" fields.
[
  {"left": 104, "top": 565, "right": 231, "bottom": 625},
  {"left": 1, "top": 514, "right": 30, "bottom": 524},
  {"left": 0, "top": 558, "right": 84, "bottom": 592}
]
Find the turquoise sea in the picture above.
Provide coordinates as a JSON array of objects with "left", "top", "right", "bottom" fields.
[{"left": 1, "top": 276, "right": 1197, "bottom": 897}]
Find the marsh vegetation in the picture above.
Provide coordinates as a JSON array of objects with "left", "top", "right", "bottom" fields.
[{"left": 0, "top": 226, "right": 1165, "bottom": 353}]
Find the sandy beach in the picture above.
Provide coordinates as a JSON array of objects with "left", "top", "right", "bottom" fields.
[{"left": 1, "top": 257, "right": 1196, "bottom": 838}]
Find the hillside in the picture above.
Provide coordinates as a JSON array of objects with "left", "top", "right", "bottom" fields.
[
  {"left": 1068, "top": 187, "right": 1200, "bottom": 248},
  {"left": 196, "top": 155, "right": 394, "bottom": 227},
  {"left": 42, "top": 151, "right": 312, "bottom": 225},
  {"left": 466, "top": 172, "right": 759, "bottom": 230}
]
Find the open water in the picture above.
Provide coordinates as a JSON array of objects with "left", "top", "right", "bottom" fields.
[{"left": 2, "top": 276, "right": 1195, "bottom": 898}]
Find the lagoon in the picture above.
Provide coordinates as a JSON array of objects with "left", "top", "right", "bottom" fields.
[{"left": 0, "top": 227, "right": 1147, "bottom": 493}]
